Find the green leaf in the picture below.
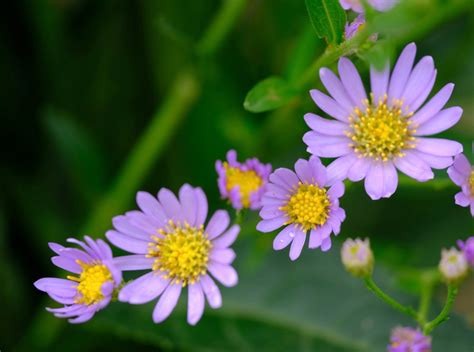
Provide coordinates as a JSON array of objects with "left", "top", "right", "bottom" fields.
[
  {"left": 89, "top": 239, "right": 473, "bottom": 351},
  {"left": 305, "top": 0, "right": 346, "bottom": 45},
  {"left": 358, "top": 40, "right": 395, "bottom": 71},
  {"left": 243, "top": 77, "right": 298, "bottom": 113}
]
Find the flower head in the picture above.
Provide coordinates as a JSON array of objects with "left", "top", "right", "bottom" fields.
[
  {"left": 439, "top": 247, "right": 468, "bottom": 284},
  {"left": 257, "top": 156, "right": 346, "bottom": 260},
  {"left": 388, "top": 326, "right": 432, "bottom": 352},
  {"left": 341, "top": 238, "right": 374, "bottom": 277},
  {"left": 304, "top": 43, "right": 463, "bottom": 200},
  {"left": 457, "top": 236, "right": 474, "bottom": 268},
  {"left": 34, "top": 236, "right": 122, "bottom": 323},
  {"left": 216, "top": 150, "right": 272, "bottom": 210},
  {"left": 106, "top": 184, "right": 239, "bottom": 325},
  {"left": 448, "top": 153, "right": 474, "bottom": 216},
  {"left": 340, "top": 0, "right": 398, "bottom": 13}
]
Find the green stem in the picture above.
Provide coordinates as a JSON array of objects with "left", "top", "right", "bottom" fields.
[
  {"left": 423, "top": 285, "right": 458, "bottom": 335},
  {"left": 416, "top": 270, "right": 439, "bottom": 325},
  {"left": 364, "top": 277, "right": 418, "bottom": 321}
]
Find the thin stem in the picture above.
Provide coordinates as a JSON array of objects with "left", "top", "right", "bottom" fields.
[
  {"left": 416, "top": 270, "right": 439, "bottom": 325},
  {"left": 364, "top": 277, "right": 418, "bottom": 321},
  {"left": 423, "top": 285, "right": 458, "bottom": 335}
]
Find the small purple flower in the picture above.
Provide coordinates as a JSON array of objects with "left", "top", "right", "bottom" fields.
[
  {"left": 304, "top": 43, "right": 463, "bottom": 200},
  {"left": 34, "top": 236, "right": 122, "bottom": 324},
  {"left": 340, "top": 0, "right": 398, "bottom": 13},
  {"left": 256, "top": 156, "right": 346, "bottom": 260},
  {"left": 457, "top": 236, "right": 474, "bottom": 267},
  {"left": 388, "top": 326, "right": 432, "bottom": 352},
  {"left": 345, "top": 14, "right": 366, "bottom": 40},
  {"left": 448, "top": 153, "right": 474, "bottom": 216},
  {"left": 216, "top": 150, "right": 272, "bottom": 210},
  {"left": 106, "top": 184, "right": 239, "bottom": 325}
]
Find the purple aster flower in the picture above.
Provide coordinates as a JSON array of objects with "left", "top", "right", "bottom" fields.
[
  {"left": 304, "top": 42, "right": 463, "bottom": 200},
  {"left": 388, "top": 326, "right": 432, "bottom": 352},
  {"left": 448, "top": 153, "right": 474, "bottom": 216},
  {"left": 458, "top": 236, "right": 474, "bottom": 267},
  {"left": 340, "top": 0, "right": 398, "bottom": 13},
  {"left": 106, "top": 184, "right": 239, "bottom": 325},
  {"left": 256, "top": 156, "right": 346, "bottom": 260},
  {"left": 34, "top": 236, "right": 122, "bottom": 324},
  {"left": 216, "top": 149, "right": 272, "bottom": 210}
]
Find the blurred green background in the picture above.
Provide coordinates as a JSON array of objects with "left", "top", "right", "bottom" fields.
[{"left": 1, "top": 0, "right": 473, "bottom": 351}]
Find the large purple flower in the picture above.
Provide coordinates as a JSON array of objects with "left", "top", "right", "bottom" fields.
[
  {"left": 106, "top": 184, "right": 239, "bottom": 325},
  {"left": 257, "top": 156, "right": 346, "bottom": 260},
  {"left": 34, "top": 236, "right": 122, "bottom": 323},
  {"left": 216, "top": 150, "right": 272, "bottom": 210},
  {"left": 340, "top": 0, "right": 398, "bottom": 13},
  {"left": 304, "top": 43, "right": 463, "bottom": 200},
  {"left": 448, "top": 153, "right": 474, "bottom": 216},
  {"left": 457, "top": 236, "right": 474, "bottom": 268},
  {"left": 388, "top": 326, "right": 432, "bottom": 352}
]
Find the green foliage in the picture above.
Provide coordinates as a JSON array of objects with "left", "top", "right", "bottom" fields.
[
  {"left": 243, "top": 77, "right": 298, "bottom": 113},
  {"left": 305, "top": 0, "right": 346, "bottom": 44}
]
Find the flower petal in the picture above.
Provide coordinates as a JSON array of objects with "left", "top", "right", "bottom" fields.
[
  {"left": 414, "top": 107, "right": 462, "bottom": 136},
  {"left": 370, "top": 63, "right": 390, "bottom": 104},
  {"left": 113, "top": 255, "right": 154, "bottom": 271},
  {"left": 347, "top": 157, "right": 371, "bottom": 182},
  {"left": 212, "top": 224, "right": 240, "bottom": 248},
  {"left": 210, "top": 248, "right": 236, "bottom": 265},
  {"left": 338, "top": 57, "right": 367, "bottom": 109},
  {"left": 152, "top": 283, "right": 182, "bottom": 323},
  {"left": 208, "top": 262, "right": 238, "bottom": 287},
  {"left": 179, "top": 184, "right": 197, "bottom": 226},
  {"left": 200, "top": 274, "right": 222, "bottom": 309},
  {"left": 304, "top": 113, "right": 347, "bottom": 136},
  {"left": 205, "top": 210, "right": 230, "bottom": 240},
  {"left": 393, "top": 151, "right": 434, "bottom": 182},
  {"left": 105, "top": 230, "right": 149, "bottom": 254},
  {"left": 402, "top": 56, "right": 434, "bottom": 107},
  {"left": 411, "top": 83, "right": 454, "bottom": 125},
  {"left": 289, "top": 231, "right": 306, "bottom": 261},
  {"left": 310, "top": 89, "right": 349, "bottom": 122},
  {"left": 194, "top": 187, "right": 208, "bottom": 227},
  {"left": 416, "top": 138, "right": 463, "bottom": 157},
  {"left": 326, "top": 154, "right": 358, "bottom": 185},
  {"left": 256, "top": 216, "right": 287, "bottom": 233},
  {"left": 388, "top": 43, "right": 417, "bottom": 103},
  {"left": 187, "top": 283, "right": 205, "bottom": 325},
  {"left": 273, "top": 225, "right": 298, "bottom": 250},
  {"left": 119, "top": 272, "right": 170, "bottom": 304},
  {"left": 303, "top": 133, "right": 352, "bottom": 158},
  {"left": 136, "top": 192, "right": 167, "bottom": 223},
  {"left": 157, "top": 188, "right": 183, "bottom": 221},
  {"left": 319, "top": 67, "right": 355, "bottom": 113}
]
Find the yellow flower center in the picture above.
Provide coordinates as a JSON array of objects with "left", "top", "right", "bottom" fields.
[
  {"left": 469, "top": 170, "right": 474, "bottom": 195},
  {"left": 346, "top": 97, "right": 416, "bottom": 161},
  {"left": 280, "top": 182, "right": 330, "bottom": 231},
  {"left": 224, "top": 163, "right": 263, "bottom": 208},
  {"left": 148, "top": 221, "right": 212, "bottom": 286},
  {"left": 68, "top": 262, "right": 113, "bottom": 305}
]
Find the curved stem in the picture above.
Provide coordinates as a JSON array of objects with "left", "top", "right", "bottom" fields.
[
  {"left": 423, "top": 285, "right": 458, "bottom": 335},
  {"left": 364, "top": 277, "right": 418, "bottom": 321}
]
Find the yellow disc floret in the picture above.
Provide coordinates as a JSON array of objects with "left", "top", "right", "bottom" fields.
[
  {"left": 280, "top": 182, "right": 330, "bottom": 231},
  {"left": 148, "top": 221, "right": 212, "bottom": 286},
  {"left": 346, "top": 96, "right": 416, "bottom": 161},
  {"left": 224, "top": 163, "right": 263, "bottom": 208},
  {"left": 469, "top": 170, "right": 474, "bottom": 195},
  {"left": 68, "top": 262, "right": 113, "bottom": 305}
]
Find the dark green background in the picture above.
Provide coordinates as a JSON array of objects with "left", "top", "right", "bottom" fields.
[{"left": 1, "top": 0, "right": 473, "bottom": 351}]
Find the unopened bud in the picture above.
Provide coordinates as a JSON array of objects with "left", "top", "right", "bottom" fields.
[
  {"left": 341, "top": 238, "right": 374, "bottom": 278},
  {"left": 439, "top": 248, "right": 468, "bottom": 285}
]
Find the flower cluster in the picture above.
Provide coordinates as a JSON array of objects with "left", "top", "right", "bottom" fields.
[
  {"left": 448, "top": 153, "right": 474, "bottom": 216},
  {"left": 388, "top": 326, "right": 432, "bottom": 352}
]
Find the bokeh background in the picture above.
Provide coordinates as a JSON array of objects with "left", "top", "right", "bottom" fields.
[{"left": 1, "top": 0, "right": 473, "bottom": 351}]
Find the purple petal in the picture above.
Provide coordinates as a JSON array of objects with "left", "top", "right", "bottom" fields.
[
  {"left": 401, "top": 56, "right": 434, "bottom": 107},
  {"left": 113, "top": 255, "right": 154, "bottom": 271},
  {"left": 410, "top": 70, "right": 437, "bottom": 112},
  {"left": 382, "top": 162, "right": 398, "bottom": 198},
  {"left": 212, "top": 224, "right": 240, "bottom": 249},
  {"left": 152, "top": 283, "right": 182, "bottom": 324},
  {"left": 348, "top": 157, "right": 371, "bottom": 182},
  {"left": 256, "top": 216, "right": 287, "bottom": 233},
  {"left": 157, "top": 188, "right": 183, "bottom": 221},
  {"left": 179, "top": 184, "right": 197, "bottom": 226},
  {"left": 187, "top": 283, "right": 205, "bottom": 325},
  {"left": 455, "top": 192, "right": 470, "bottom": 207},
  {"left": 259, "top": 205, "right": 284, "bottom": 219},
  {"left": 34, "top": 278, "right": 76, "bottom": 292},
  {"left": 414, "top": 151, "right": 453, "bottom": 170},
  {"left": 136, "top": 192, "right": 167, "bottom": 223},
  {"left": 414, "top": 107, "right": 462, "bottom": 136},
  {"left": 304, "top": 113, "right": 347, "bottom": 136},
  {"left": 364, "top": 162, "right": 388, "bottom": 200},
  {"left": 328, "top": 181, "right": 345, "bottom": 199},
  {"left": 210, "top": 248, "right": 236, "bottom": 265},
  {"left": 273, "top": 225, "right": 298, "bottom": 250},
  {"left": 105, "top": 230, "right": 149, "bottom": 254},
  {"left": 48, "top": 242, "right": 65, "bottom": 255},
  {"left": 68, "top": 311, "right": 95, "bottom": 324},
  {"left": 326, "top": 154, "right": 357, "bottom": 185},
  {"left": 416, "top": 138, "right": 463, "bottom": 157},
  {"left": 370, "top": 63, "right": 390, "bottom": 104},
  {"left": 338, "top": 57, "right": 367, "bottom": 109},
  {"left": 270, "top": 168, "right": 299, "bottom": 190},
  {"left": 321, "top": 238, "right": 332, "bottom": 252},
  {"left": 289, "top": 231, "right": 306, "bottom": 261},
  {"left": 303, "top": 133, "right": 352, "bottom": 158},
  {"left": 294, "top": 158, "right": 312, "bottom": 183},
  {"left": 51, "top": 256, "right": 81, "bottom": 274},
  {"left": 448, "top": 154, "right": 471, "bottom": 185},
  {"left": 112, "top": 215, "right": 152, "bottom": 239},
  {"left": 119, "top": 272, "right": 169, "bottom": 304},
  {"left": 309, "top": 225, "right": 331, "bottom": 248},
  {"left": 411, "top": 83, "right": 454, "bottom": 125},
  {"left": 200, "top": 275, "right": 222, "bottom": 309},
  {"left": 194, "top": 187, "right": 208, "bottom": 227},
  {"left": 319, "top": 67, "right": 354, "bottom": 113},
  {"left": 309, "top": 155, "right": 327, "bottom": 186},
  {"left": 388, "top": 43, "right": 417, "bottom": 102},
  {"left": 310, "top": 89, "right": 349, "bottom": 122},
  {"left": 205, "top": 210, "right": 230, "bottom": 240},
  {"left": 393, "top": 151, "right": 434, "bottom": 181},
  {"left": 208, "top": 262, "right": 238, "bottom": 287}
]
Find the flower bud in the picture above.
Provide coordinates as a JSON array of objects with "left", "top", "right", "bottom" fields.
[
  {"left": 388, "top": 326, "right": 432, "bottom": 352},
  {"left": 341, "top": 238, "right": 374, "bottom": 278},
  {"left": 457, "top": 236, "right": 474, "bottom": 268},
  {"left": 439, "top": 247, "right": 468, "bottom": 285}
]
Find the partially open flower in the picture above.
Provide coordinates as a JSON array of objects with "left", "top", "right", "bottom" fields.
[
  {"left": 216, "top": 150, "right": 272, "bottom": 210},
  {"left": 439, "top": 247, "right": 468, "bottom": 285},
  {"left": 457, "top": 236, "right": 474, "bottom": 268},
  {"left": 388, "top": 326, "right": 432, "bottom": 352},
  {"left": 448, "top": 153, "right": 474, "bottom": 217},
  {"left": 340, "top": 0, "right": 398, "bottom": 13},
  {"left": 34, "top": 236, "right": 122, "bottom": 323},
  {"left": 341, "top": 238, "right": 374, "bottom": 277}
]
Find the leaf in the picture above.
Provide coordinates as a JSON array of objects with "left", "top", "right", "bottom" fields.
[
  {"left": 243, "top": 77, "right": 298, "bottom": 113},
  {"left": 305, "top": 0, "right": 346, "bottom": 45},
  {"left": 89, "top": 239, "right": 473, "bottom": 351},
  {"left": 358, "top": 40, "right": 395, "bottom": 71}
]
